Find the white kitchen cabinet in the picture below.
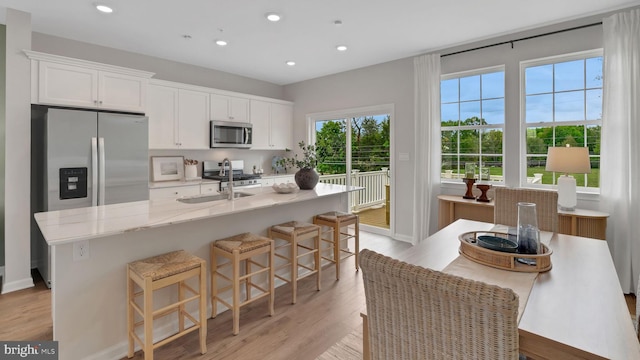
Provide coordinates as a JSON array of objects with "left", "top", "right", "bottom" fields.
[
  {"left": 210, "top": 94, "right": 250, "bottom": 122},
  {"left": 26, "top": 51, "right": 153, "bottom": 113},
  {"left": 178, "top": 89, "right": 210, "bottom": 149},
  {"left": 250, "top": 100, "right": 293, "bottom": 150},
  {"left": 149, "top": 184, "right": 200, "bottom": 200},
  {"left": 147, "top": 84, "right": 178, "bottom": 149},
  {"left": 147, "top": 82, "right": 210, "bottom": 149}
]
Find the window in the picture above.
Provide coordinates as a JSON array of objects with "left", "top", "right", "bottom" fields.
[
  {"left": 441, "top": 67, "right": 505, "bottom": 182},
  {"left": 522, "top": 50, "right": 602, "bottom": 189}
]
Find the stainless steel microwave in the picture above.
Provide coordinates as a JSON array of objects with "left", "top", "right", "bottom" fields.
[{"left": 210, "top": 120, "right": 252, "bottom": 148}]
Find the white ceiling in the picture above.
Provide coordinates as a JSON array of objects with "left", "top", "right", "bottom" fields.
[{"left": 0, "top": 0, "right": 638, "bottom": 85}]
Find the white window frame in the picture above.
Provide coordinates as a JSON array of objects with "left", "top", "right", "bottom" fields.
[
  {"left": 440, "top": 65, "right": 506, "bottom": 184},
  {"left": 519, "top": 49, "right": 603, "bottom": 193}
]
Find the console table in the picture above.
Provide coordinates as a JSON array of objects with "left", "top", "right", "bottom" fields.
[{"left": 437, "top": 194, "right": 609, "bottom": 240}]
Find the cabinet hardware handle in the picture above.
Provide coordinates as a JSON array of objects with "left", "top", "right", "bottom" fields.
[{"left": 99, "top": 100, "right": 103, "bottom": 105}]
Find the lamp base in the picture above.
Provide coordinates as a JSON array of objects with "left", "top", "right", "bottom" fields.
[{"left": 557, "top": 175, "right": 577, "bottom": 211}]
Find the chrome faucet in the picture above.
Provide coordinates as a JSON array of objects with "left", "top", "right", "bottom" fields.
[{"left": 222, "top": 158, "right": 234, "bottom": 200}]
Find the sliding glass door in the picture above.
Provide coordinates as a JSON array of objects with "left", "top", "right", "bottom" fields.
[{"left": 310, "top": 107, "right": 392, "bottom": 233}]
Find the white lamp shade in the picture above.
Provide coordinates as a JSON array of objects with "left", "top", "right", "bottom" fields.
[{"left": 545, "top": 146, "right": 591, "bottom": 174}]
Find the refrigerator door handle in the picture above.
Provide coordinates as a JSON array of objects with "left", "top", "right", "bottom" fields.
[
  {"left": 99, "top": 137, "right": 106, "bottom": 205},
  {"left": 91, "top": 137, "right": 98, "bottom": 206}
]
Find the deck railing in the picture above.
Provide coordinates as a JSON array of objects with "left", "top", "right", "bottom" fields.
[{"left": 319, "top": 170, "right": 389, "bottom": 211}]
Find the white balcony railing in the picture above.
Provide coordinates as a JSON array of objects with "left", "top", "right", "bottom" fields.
[{"left": 319, "top": 169, "right": 389, "bottom": 212}]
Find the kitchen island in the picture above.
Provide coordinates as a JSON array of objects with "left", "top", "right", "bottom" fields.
[{"left": 34, "top": 183, "right": 360, "bottom": 360}]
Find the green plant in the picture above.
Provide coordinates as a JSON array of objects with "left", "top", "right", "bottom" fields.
[{"left": 278, "top": 141, "right": 318, "bottom": 170}]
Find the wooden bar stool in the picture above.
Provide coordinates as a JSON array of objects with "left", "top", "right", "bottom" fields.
[
  {"left": 313, "top": 211, "right": 360, "bottom": 280},
  {"left": 268, "top": 221, "right": 321, "bottom": 304},
  {"left": 211, "top": 233, "right": 275, "bottom": 335},
  {"left": 127, "top": 250, "right": 207, "bottom": 360}
]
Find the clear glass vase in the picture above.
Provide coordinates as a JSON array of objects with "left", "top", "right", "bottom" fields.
[{"left": 516, "top": 202, "right": 540, "bottom": 265}]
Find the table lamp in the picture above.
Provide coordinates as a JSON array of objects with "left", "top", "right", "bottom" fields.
[{"left": 545, "top": 145, "right": 591, "bottom": 211}]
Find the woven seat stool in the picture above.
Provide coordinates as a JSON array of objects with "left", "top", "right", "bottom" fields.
[
  {"left": 313, "top": 211, "right": 360, "bottom": 280},
  {"left": 268, "top": 221, "right": 321, "bottom": 304},
  {"left": 211, "top": 232, "right": 275, "bottom": 335},
  {"left": 127, "top": 250, "right": 207, "bottom": 360}
]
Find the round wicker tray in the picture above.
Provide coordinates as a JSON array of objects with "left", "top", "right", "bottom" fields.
[{"left": 458, "top": 231, "right": 552, "bottom": 272}]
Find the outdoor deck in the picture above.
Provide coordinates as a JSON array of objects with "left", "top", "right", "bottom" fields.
[{"left": 356, "top": 205, "right": 389, "bottom": 229}]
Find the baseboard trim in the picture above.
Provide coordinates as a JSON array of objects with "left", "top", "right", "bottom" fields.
[
  {"left": 1, "top": 276, "right": 35, "bottom": 294},
  {"left": 393, "top": 233, "right": 414, "bottom": 244}
]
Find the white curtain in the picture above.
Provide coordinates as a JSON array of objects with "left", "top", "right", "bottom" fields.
[
  {"left": 413, "top": 54, "right": 442, "bottom": 244},
  {"left": 601, "top": 9, "right": 640, "bottom": 293}
]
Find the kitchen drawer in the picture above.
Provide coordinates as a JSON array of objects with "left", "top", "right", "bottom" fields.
[{"left": 149, "top": 185, "right": 200, "bottom": 200}]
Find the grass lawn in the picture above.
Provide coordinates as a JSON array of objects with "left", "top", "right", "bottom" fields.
[{"left": 527, "top": 167, "right": 599, "bottom": 188}]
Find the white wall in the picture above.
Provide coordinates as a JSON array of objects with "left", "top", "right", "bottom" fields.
[
  {"left": 284, "top": 58, "right": 415, "bottom": 240},
  {"left": 2, "top": 9, "right": 33, "bottom": 293}
]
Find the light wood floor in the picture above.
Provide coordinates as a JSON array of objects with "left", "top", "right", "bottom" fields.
[{"left": 0, "top": 232, "right": 411, "bottom": 360}]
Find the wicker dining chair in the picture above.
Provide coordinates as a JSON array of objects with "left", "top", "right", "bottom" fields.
[
  {"left": 494, "top": 187, "right": 558, "bottom": 233},
  {"left": 360, "top": 249, "right": 520, "bottom": 360}
]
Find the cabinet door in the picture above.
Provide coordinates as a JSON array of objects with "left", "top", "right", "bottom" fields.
[
  {"left": 147, "top": 85, "right": 179, "bottom": 149},
  {"left": 270, "top": 103, "right": 293, "bottom": 150},
  {"left": 210, "top": 94, "right": 230, "bottom": 121},
  {"left": 38, "top": 61, "right": 98, "bottom": 108},
  {"left": 229, "top": 96, "right": 250, "bottom": 122},
  {"left": 178, "top": 89, "right": 210, "bottom": 149},
  {"left": 98, "top": 71, "right": 147, "bottom": 112},
  {"left": 149, "top": 185, "right": 200, "bottom": 200},
  {"left": 250, "top": 100, "right": 271, "bottom": 149},
  {"left": 211, "top": 94, "right": 250, "bottom": 122}
]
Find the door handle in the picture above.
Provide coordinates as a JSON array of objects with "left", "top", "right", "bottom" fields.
[
  {"left": 91, "top": 137, "right": 98, "bottom": 206},
  {"left": 99, "top": 137, "right": 106, "bottom": 205}
]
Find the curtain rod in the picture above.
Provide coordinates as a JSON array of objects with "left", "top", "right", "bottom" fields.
[{"left": 441, "top": 22, "right": 603, "bottom": 57}]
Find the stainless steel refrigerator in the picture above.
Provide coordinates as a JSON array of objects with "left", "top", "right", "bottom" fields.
[{"left": 31, "top": 106, "right": 149, "bottom": 287}]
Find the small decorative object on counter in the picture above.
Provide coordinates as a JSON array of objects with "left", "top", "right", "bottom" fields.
[
  {"left": 184, "top": 159, "right": 199, "bottom": 180},
  {"left": 475, "top": 184, "right": 491, "bottom": 202},
  {"left": 516, "top": 202, "right": 540, "bottom": 265},
  {"left": 462, "top": 178, "right": 476, "bottom": 199},
  {"left": 464, "top": 163, "right": 476, "bottom": 179},
  {"left": 277, "top": 141, "right": 322, "bottom": 190}
]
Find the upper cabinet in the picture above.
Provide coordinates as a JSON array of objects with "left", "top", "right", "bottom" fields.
[
  {"left": 250, "top": 100, "right": 293, "bottom": 150},
  {"left": 147, "top": 80, "right": 210, "bottom": 150},
  {"left": 210, "top": 94, "right": 250, "bottom": 122},
  {"left": 26, "top": 51, "right": 154, "bottom": 113}
]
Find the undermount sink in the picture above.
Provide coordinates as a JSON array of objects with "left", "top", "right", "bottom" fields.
[{"left": 176, "top": 192, "right": 254, "bottom": 204}]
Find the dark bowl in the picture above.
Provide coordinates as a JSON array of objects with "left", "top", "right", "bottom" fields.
[{"left": 477, "top": 235, "right": 518, "bottom": 253}]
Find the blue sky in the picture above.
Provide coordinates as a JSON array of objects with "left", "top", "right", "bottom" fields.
[{"left": 441, "top": 57, "right": 603, "bottom": 125}]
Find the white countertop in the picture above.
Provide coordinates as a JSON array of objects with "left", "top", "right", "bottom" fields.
[
  {"left": 149, "top": 179, "right": 218, "bottom": 189},
  {"left": 35, "top": 183, "right": 361, "bottom": 246}
]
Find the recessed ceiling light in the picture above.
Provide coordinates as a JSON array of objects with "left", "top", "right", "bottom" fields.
[
  {"left": 266, "top": 13, "right": 281, "bottom": 22},
  {"left": 286, "top": 61, "right": 296, "bottom": 66},
  {"left": 95, "top": 4, "right": 113, "bottom": 13},
  {"left": 215, "top": 40, "right": 228, "bottom": 47},
  {"left": 336, "top": 45, "right": 348, "bottom": 52}
]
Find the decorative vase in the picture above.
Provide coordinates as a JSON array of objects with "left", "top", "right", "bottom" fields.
[
  {"left": 294, "top": 168, "right": 319, "bottom": 190},
  {"left": 516, "top": 202, "right": 540, "bottom": 265},
  {"left": 185, "top": 165, "right": 197, "bottom": 179}
]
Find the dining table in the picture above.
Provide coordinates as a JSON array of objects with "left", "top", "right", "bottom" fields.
[{"left": 396, "top": 219, "right": 640, "bottom": 360}]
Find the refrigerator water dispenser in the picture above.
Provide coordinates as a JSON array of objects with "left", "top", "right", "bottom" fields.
[{"left": 59, "top": 167, "right": 88, "bottom": 199}]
